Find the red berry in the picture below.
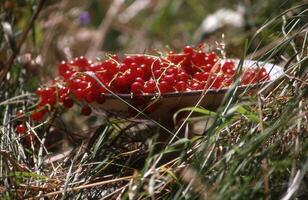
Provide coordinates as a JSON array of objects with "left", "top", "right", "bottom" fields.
[
  {"left": 190, "top": 82, "right": 203, "bottom": 90},
  {"left": 123, "top": 56, "right": 134, "bottom": 65},
  {"left": 135, "top": 77, "right": 145, "bottom": 84},
  {"left": 222, "top": 60, "right": 236, "bottom": 76},
  {"left": 168, "top": 53, "right": 187, "bottom": 64},
  {"left": 59, "top": 86, "right": 69, "bottom": 96},
  {"left": 242, "top": 69, "right": 257, "bottom": 85},
  {"left": 36, "top": 87, "right": 56, "bottom": 98},
  {"left": 223, "top": 76, "right": 233, "bottom": 87},
  {"left": 158, "top": 81, "right": 170, "bottom": 93},
  {"left": 129, "top": 63, "right": 138, "bottom": 71},
  {"left": 31, "top": 110, "right": 45, "bottom": 121},
  {"left": 36, "top": 87, "right": 44, "bottom": 96},
  {"left": 96, "top": 94, "right": 106, "bottom": 104},
  {"left": 115, "top": 75, "right": 128, "bottom": 86},
  {"left": 162, "top": 74, "right": 175, "bottom": 84},
  {"left": 16, "top": 124, "right": 26, "bottom": 134},
  {"left": 183, "top": 45, "right": 194, "bottom": 55},
  {"left": 103, "top": 60, "right": 117, "bottom": 75},
  {"left": 119, "top": 63, "right": 129, "bottom": 72},
  {"left": 16, "top": 110, "right": 24, "bottom": 117},
  {"left": 194, "top": 72, "right": 209, "bottom": 82},
  {"left": 207, "top": 52, "right": 218, "bottom": 64},
  {"left": 175, "top": 81, "right": 187, "bottom": 92},
  {"left": 63, "top": 70, "right": 74, "bottom": 79},
  {"left": 73, "top": 88, "right": 86, "bottom": 100},
  {"left": 202, "top": 64, "right": 212, "bottom": 72},
  {"left": 143, "top": 80, "right": 156, "bottom": 93},
  {"left": 62, "top": 97, "right": 74, "bottom": 108},
  {"left": 74, "top": 56, "right": 90, "bottom": 71},
  {"left": 177, "top": 71, "right": 190, "bottom": 82},
  {"left": 193, "top": 50, "right": 206, "bottom": 66},
  {"left": 135, "top": 54, "right": 146, "bottom": 64},
  {"left": 211, "top": 75, "right": 224, "bottom": 89},
  {"left": 111, "top": 54, "right": 119, "bottom": 61},
  {"left": 140, "top": 64, "right": 151, "bottom": 77},
  {"left": 85, "top": 91, "right": 97, "bottom": 103},
  {"left": 153, "top": 70, "right": 162, "bottom": 79},
  {"left": 225, "top": 67, "right": 235, "bottom": 76},
  {"left": 58, "top": 61, "right": 70, "bottom": 76},
  {"left": 123, "top": 70, "right": 134, "bottom": 84},
  {"left": 25, "top": 134, "right": 35, "bottom": 145},
  {"left": 81, "top": 105, "right": 92, "bottom": 116},
  {"left": 166, "top": 67, "right": 178, "bottom": 75},
  {"left": 257, "top": 67, "right": 269, "bottom": 81},
  {"left": 131, "top": 81, "right": 143, "bottom": 94},
  {"left": 133, "top": 67, "right": 144, "bottom": 79}
]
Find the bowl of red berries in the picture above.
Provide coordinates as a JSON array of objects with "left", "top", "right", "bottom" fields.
[{"left": 30, "top": 45, "right": 284, "bottom": 123}]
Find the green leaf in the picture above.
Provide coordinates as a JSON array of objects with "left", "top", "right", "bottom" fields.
[
  {"left": 235, "top": 105, "right": 259, "bottom": 123},
  {"left": 176, "top": 107, "right": 218, "bottom": 117}
]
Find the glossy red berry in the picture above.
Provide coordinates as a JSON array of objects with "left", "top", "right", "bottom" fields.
[
  {"left": 194, "top": 72, "right": 209, "bottom": 82},
  {"left": 96, "top": 94, "right": 106, "bottom": 104},
  {"left": 16, "top": 110, "right": 24, "bottom": 117},
  {"left": 158, "top": 81, "right": 170, "bottom": 93},
  {"left": 62, "top": 97, "right": 74, "bottom": 108},
  {"left": 81, "top": 105, "right": 92, "bottom": 116},
  {"left": 115, "top": 75, "right": 128, "bottom": 86},
  {"left": 193, "top": 50, "right": 206, "bottom": 66},
  {"left": 58, "top": 61, "right": 70, "bottom": 77},
  {"left": 74, "top": 56, "right": 90, "bottom": 71},
  {"left": 162, "top": 74, "right": 175, "bottom": 84},
  {"left": 111, "top": 54, "right": 119, "bottom": 61},
  {"left": 183, "top": 45, "right": 194, "bottom": 55},
  {"left": 31, "top": 110, "right": 45, "bottom": 121},
  {"left": 83, "top": 88, "right": 94, "bottom": 98},
  {"left": 175, "top": 81, "right": 187, "bottom": 92},
  {"left": 16, "top": 124, "right": 26, "bottom": 134},
  {"left": 135, "top": 77, "right": 145, "bottom": 84},
  {"left": 177, "top": 71, "right": 190, "bottom": 82},
  {"left": 211, "top": 75, "right": 224, "bottom": 89},
  {"left": 153, "top": 70, "right": 162, "bottom": 79},
  {"left": 242, "top": 69, "right": 257, "bottom": 85},
  {"left": 257, "top": 67, "right": 269, "bottom": 81},
  {"left": 143, "top": 80, "right": 156, "bottom": 93},
  {"left": 131, "top": 81, "right": 143, "bottom": 94},
  {"left": 190, "top": 82, "right": 202, "bottom": 90},
  {"left": 222, "top": 60, "right": 236, "bottom": 76},
  {"left": 24, "top": 134, "right": 35, "bottom": 145}
]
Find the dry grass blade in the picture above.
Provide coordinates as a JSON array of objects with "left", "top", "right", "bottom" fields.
[{"left": 26, "top": 175, "right": 137, "bottom": 199}]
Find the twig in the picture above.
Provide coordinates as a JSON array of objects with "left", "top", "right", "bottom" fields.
[
  {"left": 100, "top": 183, "right": 128, "bottom": 200},
  {"left": 26, "top": 175, "right": 137, "bottom": 199},
  {"left": 0, "top": 0, "right": 46, "bottom": 85}
]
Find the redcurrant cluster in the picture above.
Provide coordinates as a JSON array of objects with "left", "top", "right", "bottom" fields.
[{"left": 30, "top": 45, "right": 269, "bottom": 121}]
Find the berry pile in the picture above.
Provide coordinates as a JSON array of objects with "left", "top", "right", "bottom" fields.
[{"left": 30, "top": 45, "right": 269, "bottom": 121}]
